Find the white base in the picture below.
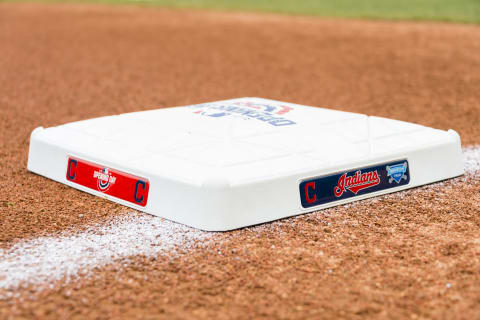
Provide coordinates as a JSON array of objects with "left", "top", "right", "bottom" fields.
[{"left": 27, "top": 98, "right": 464, "bottom": 231}]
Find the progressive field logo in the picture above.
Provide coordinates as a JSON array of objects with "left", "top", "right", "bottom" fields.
[
  {"left": 299, "top": 160, "right": 410, "bottom": 208},
  {"left": 386, "top": 162, "right": 408, "bottom": 184},
  {"left": 191, "top": 100, "right": 296, "bottom": 126}
]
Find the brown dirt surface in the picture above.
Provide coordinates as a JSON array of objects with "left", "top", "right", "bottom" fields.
[{"left": 0, "top": 2, "right": 480, "bottom": 319}]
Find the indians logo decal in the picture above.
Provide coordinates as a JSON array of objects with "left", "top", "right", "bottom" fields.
[
  {"left": 333, "top": 170, "right": 380, "bottom": 197},
  {"left": 299, "top": 160, "right": 410, "bottom": 208},
  {"left": 190, "top": 100, "right": 296, "bottom": 126}
]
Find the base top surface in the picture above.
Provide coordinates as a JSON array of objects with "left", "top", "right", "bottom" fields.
[{"left": 32, "top": 98, "right": 454, "bottom": 186}]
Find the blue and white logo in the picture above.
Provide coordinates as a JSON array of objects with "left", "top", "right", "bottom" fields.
[
  {"left": 386, "top": 162, "right": 408, "bottom": 184},
  {"left": 191, "top": 100, "right": 296, "bottom": 127}
]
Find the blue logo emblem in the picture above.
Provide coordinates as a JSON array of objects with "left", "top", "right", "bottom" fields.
[
  {"left": 386, "top": 162, "right": 408, "bottom": 184},
  {"left": 191, "top": 100, "right": 296, "bottom": 127}
]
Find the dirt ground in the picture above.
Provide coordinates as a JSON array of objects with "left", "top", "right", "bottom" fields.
[{"left": 1, "top": 2, "right": 480, "bottom": 319}]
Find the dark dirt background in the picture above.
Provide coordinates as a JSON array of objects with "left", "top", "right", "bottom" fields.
[{"left": 1, "top": 3, "right": 480, "bottom": 319}]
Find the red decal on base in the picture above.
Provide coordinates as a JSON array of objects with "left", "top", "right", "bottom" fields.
[{"left": 66, "top": 157, "right": 149, "bottom": 207}]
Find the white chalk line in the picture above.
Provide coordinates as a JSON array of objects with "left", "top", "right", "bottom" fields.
[
  {"left": 463, "top": 145, "right": 480, "bottom": 177},
  {"left": 0, "top": 146, "right": 479, "bottom": 297},
  {"left": 0, "top": 213, "right": 212, "bottom": 297}
]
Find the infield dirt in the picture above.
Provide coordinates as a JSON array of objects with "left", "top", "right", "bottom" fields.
[{"left": 1, "top": 2, "right": 480, "bottom": 319}]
